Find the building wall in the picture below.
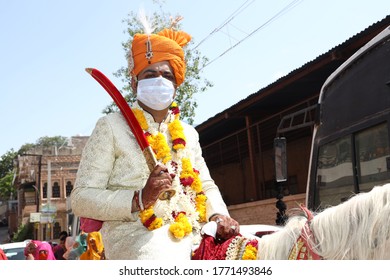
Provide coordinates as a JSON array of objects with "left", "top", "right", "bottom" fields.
[
  {"left": 14, "top": 136, "right": 88, "bottom": 241},
  {"left": 39, "top": 155, "right": 81, "bottom": 201},
  {"left": 228, "top": 193, "right": 306, "bottom": 225},
  {"left": 285, "top": 136, "right": 312, "bottom": 194},
  {"left": 38, "top": 155, "right": 82, "bottom": 240},
  {"left": 207, "top": 134, "right": 312, "bottom": 225}
]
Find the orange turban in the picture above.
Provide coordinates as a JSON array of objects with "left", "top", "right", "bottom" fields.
[{"left": 131, "top": 29, "right": 191, "bottom": 86}]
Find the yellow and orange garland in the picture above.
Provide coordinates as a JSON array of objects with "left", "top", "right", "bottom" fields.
[
  {"left": 224, "top": 236, "right": 258, "bottom": 260},
  {"left": 133, "top": 102, "right": 207, "bottom": 239},
  {"left": 242, "top": 240, "right": 258, "bottom": 260}
]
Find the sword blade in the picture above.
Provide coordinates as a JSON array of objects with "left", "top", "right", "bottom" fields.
[{"left": 85, "top": 68, "right": 156, "bottom": 171}]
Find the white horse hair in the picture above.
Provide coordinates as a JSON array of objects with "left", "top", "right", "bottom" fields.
[{"left": 257, "top": 183, "right": 390, "bottom": 260}]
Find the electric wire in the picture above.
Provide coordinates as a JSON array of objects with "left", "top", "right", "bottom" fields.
[
  {"left": 193, "top": 0, "right": 255, "bottom": 50},
  {"left": 199, "top": 0, "right": 304, "bottom": 70}
]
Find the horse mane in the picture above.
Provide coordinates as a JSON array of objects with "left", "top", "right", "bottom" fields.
[{"left": 258, "top": 183, "right": 390, "bottom": 260}]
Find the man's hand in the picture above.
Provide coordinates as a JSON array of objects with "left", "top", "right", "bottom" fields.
[
  {"left": 142, "top": 164, "right": 174, "bottom": 209},
  {"left": 210, "top": 214, "right": 240, "bottom": 240}
]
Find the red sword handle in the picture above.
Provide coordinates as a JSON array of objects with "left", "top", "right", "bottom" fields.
[{"left": 85, "top": 68, "right": 175, "bottom": 200}]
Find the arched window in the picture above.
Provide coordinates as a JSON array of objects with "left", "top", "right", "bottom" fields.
[
  {"left": 66, "top": 181, "right": 73, "bottom": 197},
  {"left": 43, "top": 182, "right": 47, "bottom": 199},
  {"left": 52, "top": 182, "right": 60, "bottom": 198}
]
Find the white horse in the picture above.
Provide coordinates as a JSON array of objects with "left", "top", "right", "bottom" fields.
[{"left": 255, "top": 183, "right": 390, "bottom": 260}]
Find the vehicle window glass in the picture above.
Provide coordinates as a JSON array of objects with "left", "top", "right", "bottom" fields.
[
  {"left": 316, "top": 135, "right": 354, "bottom": 208},
  {"left": 4, "top": 247, "right": 26, "bottom": 260},
  {"left": 355, "top": 123, "right": 390, "bottom": 191}
]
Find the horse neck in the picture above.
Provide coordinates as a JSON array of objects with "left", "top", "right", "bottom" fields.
[
  {"left": 257, "top": 216, "right": 306, "bottom": 260},
  {"left": 310, "top": 185, "right": 390, "bottom": 260}
]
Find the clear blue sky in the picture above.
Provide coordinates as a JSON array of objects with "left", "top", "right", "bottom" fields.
[{"left": 1, "top": 0, "right": 389, "bottom": 156}]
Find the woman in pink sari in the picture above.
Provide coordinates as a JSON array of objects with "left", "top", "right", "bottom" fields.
[
  {"left": 24, "top": 240, "right": 42, "bottom": 260},
  {"left": 36, "top": 242, "right": 56, "bottom": 260}
]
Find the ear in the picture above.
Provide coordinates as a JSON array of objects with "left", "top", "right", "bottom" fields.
[
  {"left": 173, "top": 85, "right": 177, "bottom": 100},
  {"left": 131, "top": 76, "right": 137, "bottom": 93},
  {"left": 173, "top": 89, "right": 177, "bottom": 100}
]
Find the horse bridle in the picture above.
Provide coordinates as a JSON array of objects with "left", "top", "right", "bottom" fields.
[{"left": 288, "top": 204, "right": 322, "bottom": 260}]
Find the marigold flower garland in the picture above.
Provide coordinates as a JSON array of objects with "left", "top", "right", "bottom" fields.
[
  {"left": 133, "top": 102, "right": 207, "bottom": 239},
  {"left": 225, "top": 236, "right": 258, "bottom": 260},
  {"left": 180, "top": 158, "right": 207, "bottom": 222},
  {"left": 169, "top": 212, "right": 192, "bottom": 239},
  {"left": 241, "top": 239, "right": 258, "bottom": 260},
  {"left": 139, "top": 207, "right": 163, "bottom": 230}
]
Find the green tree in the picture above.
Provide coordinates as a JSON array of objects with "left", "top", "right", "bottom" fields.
[
  {"left": 12, "top": 222, "right": 34, "bottom": 242},
  {"left": 18, "top": 143, "right": 36, "bottom": 154},
  {"left": 103, "top": 4, "right": 212, "bottom": 125},
  {"left": 18, "top": 136, "right": 68, "bottom": 154},
  {"left": 35, "top": 136, "right": 68, "bottom": 148},
  {"left": 0, "top": 150, "right": 17, "bottom": 200},
  {"left": 0, "top": 172, "right": 14, "bottom": 200},
  {"left": 0, "top": 150, "right": 17, "bottom": 178}
]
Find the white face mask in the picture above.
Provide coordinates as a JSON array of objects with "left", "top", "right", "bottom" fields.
[{"left": 136, "top": 76, "right": 175, "bottom": 110}]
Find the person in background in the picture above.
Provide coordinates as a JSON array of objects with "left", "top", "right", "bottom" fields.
[
  {"left": 62, "top": 236, "right": 75, "bottom": 260},
  {"left": 24, "top": 240, "right": 42, "bottom": 260},
  {"left": 0, "top": 248, "right": 8, "bottom": 260},
  {"left": 63, "top": 232, "right": 87, "bottom": 260},
  {"left": 53, "top": 231, "right": 68, "bottom": 260},
  {"left": 71, "top": 15, "right": 239, "bottom": 260},
  {"left": 77, "top": 232, "right": 88, "bottom": 254},
  {"left": 36, "top": 242, "right": 56, "bottom": 260},
  {"left": 79, "top": 232, "right": 105, "bottom": 260}
]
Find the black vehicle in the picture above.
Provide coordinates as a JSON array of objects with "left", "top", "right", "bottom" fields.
[
  {"left": 276, "top": 25, "right": 390, "bottom": 211},
  {"left": 308, "top": 25, "right": 390, "bottom": 210}
]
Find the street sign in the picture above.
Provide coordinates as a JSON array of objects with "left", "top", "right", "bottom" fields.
[{"left": 30, "top": 212, "right": 41, "bottom": 223}]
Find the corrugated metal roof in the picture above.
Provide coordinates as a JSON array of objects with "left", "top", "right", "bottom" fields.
[{"left": 196, "top": 15, "right": 390, "bottom": 134}]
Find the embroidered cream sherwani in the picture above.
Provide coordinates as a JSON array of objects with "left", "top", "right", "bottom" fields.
[{"left": 71, "top": 104, "right": 230, "bottom": 260}]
